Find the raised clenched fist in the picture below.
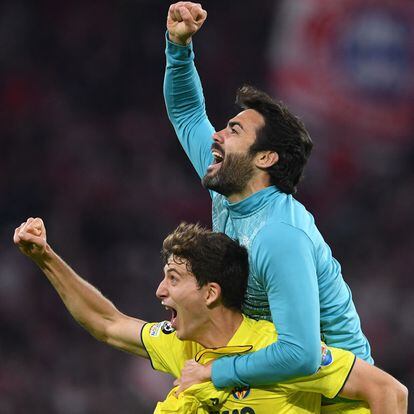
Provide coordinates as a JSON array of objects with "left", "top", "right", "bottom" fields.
[
  {"left": 13, "top": 217, "right": 48, "bottom": 259},
  {"left": 167, "top": 2, "right": 207, "bottom": 46}
]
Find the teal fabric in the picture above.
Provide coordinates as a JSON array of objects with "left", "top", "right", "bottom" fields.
[{"left": 164, "top": 33, "right": 372, "bottom": 389}]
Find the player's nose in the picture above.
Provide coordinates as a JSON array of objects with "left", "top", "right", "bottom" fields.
[
  {"left": 156, "top": 278, "right": 168, "bottom": 299},
  {"left": 213, "top": 129, "right": 225, "bottom": 144}
]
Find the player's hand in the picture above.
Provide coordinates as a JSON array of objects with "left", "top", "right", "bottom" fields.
[
  {"left": 173, "top": 359, "right": 212, "bottom": 395},
  {"left": 13, "top": 217, "right": 48, "bottom": 260},
  {"left": 167, "top": 2, "right": 207, "bottom": 46}
]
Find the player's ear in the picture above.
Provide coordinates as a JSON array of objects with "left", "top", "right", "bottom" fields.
[
  {"left": 205, "top": 282, "right": 221, "bottom": 307},
  {"left": 254, "top": 151, "right": 278, "bottom": 169}
]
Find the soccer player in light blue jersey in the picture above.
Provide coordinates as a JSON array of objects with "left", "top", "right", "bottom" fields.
[{"left": 163, "top": 2, "right": 377, "bottom": 409}]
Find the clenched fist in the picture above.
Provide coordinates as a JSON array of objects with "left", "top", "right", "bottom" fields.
[
  {"left": 167, "top": 2, "right": 207, "bottom": 45},
  {"left": 14, "top": 217, "right": 48, "bottom": 259},
  {"left": 173, "top": 359, "right": 212, "bottom": 395}
]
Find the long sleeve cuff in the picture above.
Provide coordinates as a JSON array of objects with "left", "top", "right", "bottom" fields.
[{"left": 165, "top": 31, "right": 195, "bottom": 64}]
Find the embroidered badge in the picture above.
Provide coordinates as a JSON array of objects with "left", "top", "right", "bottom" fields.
[{"left": 231, "top": 386, "right": 251, "bottom": 400}]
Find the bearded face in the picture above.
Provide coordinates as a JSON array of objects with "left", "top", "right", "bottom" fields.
[
  {"left": 202, "top": 109, "right": 266, "bottom": 198},
  {"left": 202, "top": 143, "right": 255, "bottom": 197}
]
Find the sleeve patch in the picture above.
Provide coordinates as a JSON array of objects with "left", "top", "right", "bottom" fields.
[
  {"left": 320, "top": 343, "right": 334, "bottom": 367},
  {"left": 149, "top": 321, "right": 175, "bottom": 337}
]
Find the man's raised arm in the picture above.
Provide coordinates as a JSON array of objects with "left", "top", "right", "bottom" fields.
[
  {"left": 13, "top": 218, "right": 148, "bottom": 358},
  {"left": 211, "top": 225, "right": 321, "bottom": 387},
  {"left": 164, "top": 2, "right": 214, "bottom": 179}
]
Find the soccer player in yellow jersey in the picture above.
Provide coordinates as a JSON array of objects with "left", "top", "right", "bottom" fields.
[
  {"left": 14, "top": 218, "right": 407, "bottom": 413},
  {"left": 143, "top": 314, "right": 356, "bottom": 413}
]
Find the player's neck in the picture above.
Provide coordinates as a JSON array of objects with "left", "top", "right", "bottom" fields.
[
  {"left": 196, "top": 310, "right": 243, "bottom": 349},
  {"left": 227, "top": 175, "right": 271, "bottom": 203}
]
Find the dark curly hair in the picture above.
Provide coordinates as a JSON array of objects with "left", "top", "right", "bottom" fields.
[
  {"left": 236, "top": 85, "right": 313, "bottom": 194},
  {"left": 162, "top": 223, "right": 249, "bottom": 312}
]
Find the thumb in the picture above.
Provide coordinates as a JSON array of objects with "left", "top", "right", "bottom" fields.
[
  {"left": 173, "top": 384, "right": 183, "bottom": 398},
  {"left": 18, "top": 231, "right": 45, "bottom": 247}
]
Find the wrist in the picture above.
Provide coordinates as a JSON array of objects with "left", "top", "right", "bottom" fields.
[
  {"left": 33, "top": 244, "right": 54, "bottom": 267},
  {"left": 168, "top": 31, "right": 192, "bottom": 46},
  {"left": 203, "top": 363, "right": 212, "bottom": 381}
]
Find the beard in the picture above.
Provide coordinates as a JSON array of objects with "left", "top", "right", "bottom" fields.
[{"left": 202, "top": 152, "right": 255, "bottom": 197}]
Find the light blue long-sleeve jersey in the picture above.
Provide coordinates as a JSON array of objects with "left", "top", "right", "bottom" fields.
[{"left": 164, "top": 35, "right": 373, "bottom": 389}]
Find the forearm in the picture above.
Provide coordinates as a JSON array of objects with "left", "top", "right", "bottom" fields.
[
  {"left": 211, "top": 225, "right": 320, "bottom": 388},
  {"left": 164, "top": 33, "right": 214, "bottom": 178},
  {"left": 34, "top": 245, "right": 120, "bottom": 342},
  {"left": 345, "top": 385, "right": 407, "bottom": 414},
  {"left": 340, "top": 358, "right": 408, "bottom": 414},
  {"left": 164, "top": 33, "right": 207, "bottom": 128},
  {"left": 368, "top": 393, "right": 407, "bottom": 414},
  {"left": 212, "top": 339, "right": 320, "bottom": 388}
]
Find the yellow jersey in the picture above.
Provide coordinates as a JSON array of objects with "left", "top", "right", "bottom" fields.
[{"left": 142, "top": 315, "right": 356, "bottom": 414}]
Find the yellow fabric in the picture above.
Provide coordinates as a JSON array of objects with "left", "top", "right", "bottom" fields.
[
  {"left": 321, "top": 401, "right": 370, "bottom": 414},
  {"left": 279, "top": 344, "right": 356, "bottom": 399},
  {"left": 142, "top": 316, "right": 356, "bottom": 414},
  {"left": 153, "top": 384, "right": 227, "bottom": 414}
]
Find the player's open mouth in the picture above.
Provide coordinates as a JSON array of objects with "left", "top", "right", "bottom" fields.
[
  {"left": 212, "top": 149, "right": 224, "bottom": 164},
  {"left": 207, "top": 146, "right": 224, "bottom": 173},
  {"left": 163, "top": 304, "right": 178, "bottom": 327}
]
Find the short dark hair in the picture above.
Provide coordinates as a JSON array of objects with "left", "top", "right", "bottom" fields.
[
  {"left": 161, "top": 223, "right": 249, "bottom": 312},
  {"left": 236, "top": 85, "right": 313, "bottom": 194}
]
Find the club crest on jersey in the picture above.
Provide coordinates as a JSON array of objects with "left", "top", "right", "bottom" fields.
[
  {"left": 321, "top": 344, "right": 333, "bottom": 367},
  {"left": 231, "top": 386, "right": 250, "bottom": 400}
]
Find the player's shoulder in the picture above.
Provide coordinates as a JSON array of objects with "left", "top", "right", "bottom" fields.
[
  {"left": 145, "top": 320, "right": 176, "bottom": 336},
  {"left": 265, "top": 190, "right": 317, "bottom": 233},
  {"left": 143, "top": 321, "right": 195, "bottom": 354},
  {"left": 242, "top": 316, "right": 277, "bottom": 348},
  {"left": 253, "top": 219, "right": 313, "bottom": 250},
  {"left": 143, "top": 321, "right": 202, "bottom": 376}
]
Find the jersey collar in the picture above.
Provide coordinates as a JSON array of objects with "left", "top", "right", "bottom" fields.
[{"left": 223, "top": 186, "right": 282, "bottom": 218}]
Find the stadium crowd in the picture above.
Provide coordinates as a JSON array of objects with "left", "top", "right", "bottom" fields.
[{"left": 0, "top": 1, "right": 412, "bottom": 412}]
